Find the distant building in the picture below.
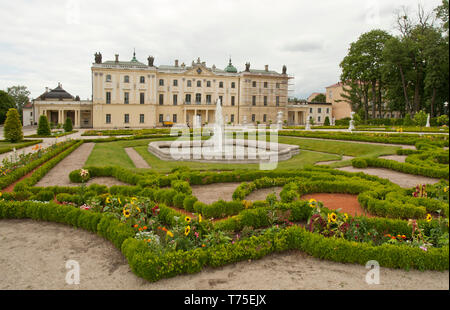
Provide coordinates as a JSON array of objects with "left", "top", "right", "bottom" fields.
[
  {"left": 325, "top": 82, "right": 352, "bottom": 120},
  {"left": 307, "top": 92, "right": 325, "bottom": 102},
  {"left": 286, "top": 99, "right": 332, "bottom": 125}
]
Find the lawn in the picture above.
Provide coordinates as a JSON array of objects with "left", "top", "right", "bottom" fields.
[{"left": 83, "top": 135, "right": 401, "bottom": 173}]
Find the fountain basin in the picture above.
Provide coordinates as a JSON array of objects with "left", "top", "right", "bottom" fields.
[{"left": 148, "top": 139, "right": 299, "bottom": 164}]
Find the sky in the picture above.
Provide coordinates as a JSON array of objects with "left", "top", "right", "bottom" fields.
[{"left": 0, "top": 0, "right": 443, "bottom": 101}]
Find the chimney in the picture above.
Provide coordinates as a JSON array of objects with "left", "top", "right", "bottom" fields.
[
  {"left": 115, "top": 54, "right": 119, "bottom": 63},
  {"left": 175, "top": 59, "right": 179, "bottom": 67},
  {"left": 265, "top": 65, "right": 269, "bottom": 72}
]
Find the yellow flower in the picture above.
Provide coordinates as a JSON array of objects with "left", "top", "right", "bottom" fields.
[
  {"left": 167, "top": 231, "right": 174, "bottom": 238},
  {"left": 185, "top": 216, "right": 191, "bottom": 223},
  {"left": 118, "top": 198, "right": 122, "bottom": 204},
  {"left": 135, "top": 206, "right": 141, "bottom": 213},
  {"left": 105, "top": 197, "right": 111, "bottom": 204},
  {"left": 123, "top": 208, "right": 131, "bottom": 218},
  {"left": 308, "top": 198, "right": 317, "bottom": 208},
  {"left": 131, "top": 197, "right": 137, "bottom": 204},
  {"left": 444, "top": 187, "right": 448, "bottom": 193},
  {"left": 329, "top": 213, "right": 337, "bottom": 223},
  {"left": 426, "top": 214, "right": 432, "bottom": 222},
  {"left": 343, "top": 213, "right": 348, "bottom": 221},
  {"left": 184, "top": 225, "right": 191, "bottom": 236},
  {"left": 0, "top": 192, "right": 2, "bottom": 197},
  {"left": 198, "top": 214, "right": 202, "bottom": 223}
]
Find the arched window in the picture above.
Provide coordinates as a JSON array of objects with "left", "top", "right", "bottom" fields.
[
  {"left": 187, "top": 80, "right": 192, "bottom": 87},
  {"left": 124, "top": 75, "right": 129, "bottom": 83},
  {"left": 195, "top": 93, "right": 201, "bottom": 104},
  {"left": 106, "top": 74, "right": 111, "bottom": 82},
  {"left": 197, "top": 80, "right": 201, "bottom": 87}
]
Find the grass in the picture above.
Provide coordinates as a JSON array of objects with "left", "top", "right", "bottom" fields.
[
  {"left": 0, "top": 140, "right": 43, "bottom": 154},
  {"left": 26, "top": 130, "right": 78, "bottom": 138}
]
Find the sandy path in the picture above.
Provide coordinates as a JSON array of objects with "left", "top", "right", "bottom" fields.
[
  {"left": 316, "top": 155, "right": 354, "bottom": 166},
  {"left": 337, "top": 167, "right": 440, "bottom": 188},
  {"left": 191, "top": 183, "right": 241, "bottom": 204},
  {"left": 0, "top": 219, "right": 447, "bottom": 290},
  {"left": 125, "top": 147, "right": 150, "bottom": 168},
  {"left": 245, "top": 187, "right": 284, "bottom": 201},
  {"left": 378, "top": 155, "right": 407, "bottom": 163}
]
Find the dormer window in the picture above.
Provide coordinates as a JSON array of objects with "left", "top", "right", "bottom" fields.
[
  {"left": 106, "top": 74, "right": 111, "bottom": 82},
  {"left": 124, "top": 75, "right": 129, "bottom": 83}
]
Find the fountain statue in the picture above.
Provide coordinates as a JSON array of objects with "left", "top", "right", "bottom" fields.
[
  {"left": 348, "top": 112, "right": 355, "bottom": 131},
  {"left": 426, "top": 114, "right": 430, "bottom": 127},
  {"left": 305, "top": 115, "right": 311, "bottom": 131}
]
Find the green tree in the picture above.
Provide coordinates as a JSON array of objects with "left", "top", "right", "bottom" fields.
[
  {"left": 414, "top": 110, "right": 428, "bottom": 126},
  {"left": 64, "top": 117, "right": 73, "bottom": 132},
  {"left": 7, "top": 85, "right": 30, "bottom": 115},
  {"left": 37, "top": 115, "right": 51, "bottom": 136},
  {"left": 324, "top": 116, "right": 330, "bottom": 126},
  {"left": 436, "top": 0, "right": 449, "bottom": 37},
  {"left": 3, "top": 108, "right": 23, "bottom": 142},
  {"left": 0, "top": 90, "right": 17, "bottom": 124},
  {"left": 311, "top": 94, "right": 326, "bottom": 103}
]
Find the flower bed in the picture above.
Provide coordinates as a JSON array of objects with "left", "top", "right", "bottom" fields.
[{"left": 1, "top": 166, "right": 447, "bottom": 283}]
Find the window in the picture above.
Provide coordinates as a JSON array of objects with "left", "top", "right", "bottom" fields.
[
  {"left": 124, "top": 75, "right": 129, "bottom": 83},
  {"left": 263, "top": 114, "right": 267, "bottom": 122},
  {"left": 219, "top": 81, "right": 223, "bottom": 88},
  {"left": 310, "top": 107, "right": 313, "bottom": 113},
  {"left": 159, "top": 114, "right": 163, "bottom": 122},
  {"left": 326, "top": 108, "right": 329, "bottom": 114},
  {"left": 140, "top": 114, "right": 145, "bottom": 123},
  {"left": 263, "top": 96, "right": 267, "bottom": 106},
  {"left": 140, "top": 76, "right": 145, "bottom": 83},
  {"left": 173, "top": 79, "right": 178, "bottom": 87},
  {"left": 206, "top": 95, "right": 211, "bottom": 104},
  {"left": 185, "top": 94, "right": 191, "bottom": 104},
  {"left": 207, "top": 81, "right": 211, "bottom": 87},
  {"left": 197, "top": 80, "right": 201, "bottom": 87},
  {"left": 106, "top": 75, "right": 111, "bottom": 82},
  {"left": 231, "top": 82, "right": 235, "bottom": 88},
  {"left": 276, "top": 83, "right": 279, "bottom": 89},
  {"left": 124, "top": 114, "right": 129, "bottom": 123},
  {"left": 276, "top": 96, "right": 279, "bottom": 106},
  {"left": 264, "top": 82, "right": 268, "bottom": 88},
  {"left": 187, "top": 80, "right": 192, "bottom": 87},
  {"left": 140, "top": 93, "right": 145, "bottom": 104},
  {"left": 106, "top": 114, "right": 111, "bottom": 124},
  {"left": 318, "top": 116, "right": 321, "bottom": 123},
  {"left": 231, "top": 114, "right": 234, "bottom": 123},
  {"left": 231, "top": 96, "right": 235, "bottom": 106},
  {"left": 173, "top": 114, "right": 177, "bottom": 123},
  {"left": 173, "top": 94, "right": 177, "bottom": 106},
  {"left": 329, "top": 91, "right": 333, "bottom": 99},
  {"left": 195, "top": 93, "right": 201, "bottom": 104},
  {"left": 124, "top": 92, "right": 129, "bottom": 104},
  {"left": 159, "top": 94, "right": 164, "bottom": 105},
  {"left": 106, "top": 92, "right": 111, "bottom": 104},
  {"left": 159, "top": 79, "right": 164, "bottom": 86},
  {"left": 252, "top": 96, "right": 256, "bottom": 106},
  {"left": 252, "top": 81, "right": 256, "bottom": 87},
  {"left": 219, "top": 96, "right": 223, "bottom": 104},
  {"left": 252, "top": 114, "right": 256, "bottom": 122},
  {"left": 318, "top": 108, "right": 322, "bottom": 113}
]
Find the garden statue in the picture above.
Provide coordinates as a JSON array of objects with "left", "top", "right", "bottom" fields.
[
  {"left": 282, "top": 65, "right": 287, "bottom": 74},
  {"left": 245, "top": 62, "right": 250, "bottom": 72},
  {"left": 426, "top": 114, "right": 430, "bottom": 127},
  {"left": 277, "top": 111, "right": 283, "bottom": 129},
  {"left": 94, "top": 52, "right": 102, "bottom": 64},
  {"left": 348, "top": 112, "right": 355, "bottom": 131},
  {"left": 305, "top": 115, "right": 311, "bottom": 130}
]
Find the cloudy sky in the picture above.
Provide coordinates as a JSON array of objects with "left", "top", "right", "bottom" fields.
[{"left": 0, "top": 0, "right": 442, "bottom": 101}]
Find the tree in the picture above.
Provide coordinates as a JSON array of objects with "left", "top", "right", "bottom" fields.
[
  {"left": 3, "top": 108, "right": 23, "bottom": 142},
  {"left": 311, "top": 94, "right": 326, "bottom": 103},
  {"left": 0, "top": 90, "right": 17, "bottom": 124},
  {"left": 324, "top": 116, "right": 330, "bottom": 126},
  {"left": 436, "top": 0, "right": 449, "bottom": 37},
  {"left": 37, "top": 115, "right": 51, "bottom": 136},
  {"left": 64, "top": 117, "right": 73, "bottom": 132},
  {"left": 7, "top": 85, "right": 30, "bottom": 115},
  {"left": 414, "top": 110, "right": 428, "bottom": 126}
]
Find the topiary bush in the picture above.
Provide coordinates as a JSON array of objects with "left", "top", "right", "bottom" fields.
[
  {"left": 3, "top": 108, "right": 23, "bottom": 142},
  {"left": 352, "top": 158, "right": 368, "bottom": 168},
  {"left": 37, "top": 115, "right": 51, "bottom": 136},
  {"left": 63, "top": 117, "right": 73, "bottom": 132},
  {"left": 324, "top": 116, "right": 330, "bottom": 126}
]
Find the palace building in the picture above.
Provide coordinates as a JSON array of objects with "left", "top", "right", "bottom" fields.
[{"left": 30, "top": 51, "right": 335, "bottom": 128}]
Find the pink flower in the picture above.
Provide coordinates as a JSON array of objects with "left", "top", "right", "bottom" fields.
[
  {"left": 194, "top": 232, "right": 199, "bottom": 238},
  {"left": 419, "top": 246, "right": 428, "bottom": 252}
]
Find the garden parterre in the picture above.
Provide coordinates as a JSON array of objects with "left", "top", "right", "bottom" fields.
[{"left": 0, "top": 133, "right": 448, "bottom": 283}]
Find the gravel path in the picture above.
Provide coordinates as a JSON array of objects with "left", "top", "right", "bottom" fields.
[
  {"left": 315, "top": 155, "right": 354, "bottom": 166},
  {"left": 0, "top": 219, "right": 447, "bottom": 290},
  {"left": 125, "top": 147, "right": 150, "bottom": 168},
  {"left": 191, "top": 183, "right": 241, "bottom": 204},
  {"left": 337, "top": 166, "right": 440, "bottom": 188},
  {"left": 378, "top": 155, "right": 407, "bottom": 163}
]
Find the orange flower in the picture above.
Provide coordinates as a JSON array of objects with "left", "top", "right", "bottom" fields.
[
  {"left": 201, "top": 244, "right": 206, "bottom": 247},
  {"left": 162, "top": 227, "right": 168, "bottom": 232},
  {"left": 143, "top": 226, "right": 147, "bottom": 230},
  {"left": 402, "top": 235, "right": 406, "bottom": 239},
  {"left": 133, "top": 224, "right": 138, "bottom": 228},
  {"left": 391, "top": 236, "right": 396, "bottom": 239}
]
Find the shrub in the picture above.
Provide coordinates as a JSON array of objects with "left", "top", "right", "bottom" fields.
[
  {"left": 34, "top": 190, "right": 54, "bottom": 202},
  {"left": 414, "top": 110, "right": 428, "bottom": 127},
  {"left": 173, "top": 193, "right": 186, "bottom": 209},
  {"left": 323, "top": 116, "right": 330, "bottom": 126},
  {"left": 437, "top": 115, "right": 449, "bottom": 126},
  {"left": 37, "top": 115, "right": 51, "bottom": 136},
  {"left": 404, "top": 113, "right": 415, "bottom": 126},
  {"left": 3, "top": 108, "right": 23, "bottom": 142},
  {"left": 352, "top": 158, "right": 368, "bottom": 168},
  {"left": 63, "top": 117, "right": 73, "bottom": 132},
  {"left": 183, "top": 196, "right": 198, "bottom": 212}
]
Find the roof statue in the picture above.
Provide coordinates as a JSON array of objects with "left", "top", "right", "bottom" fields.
[
  {"left": 282, "top": 65, "right": 287, "bottom": 75},
  {"left": 245, "top": 62, "right": 250, "bottom": 72},
  {"left": 147, "top": 56, "right": 154, "bottom": 67},
  {"left": 94, "top": 52, "right": 102, "bottom": 64}
]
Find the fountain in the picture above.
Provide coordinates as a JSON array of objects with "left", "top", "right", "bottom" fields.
[
  {"left": 348, "top": 112, "right": 355, "bottom": 131},
  {"left": 147, "top": 98, "right": 300, "bottom": 166}
]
